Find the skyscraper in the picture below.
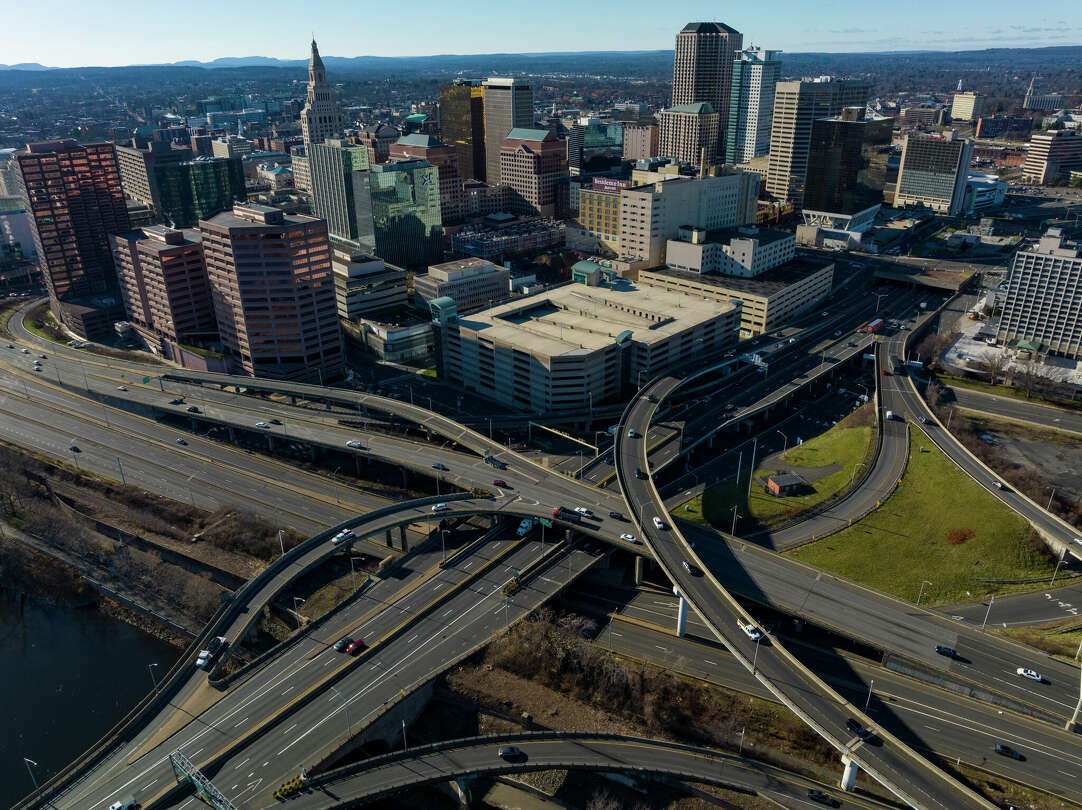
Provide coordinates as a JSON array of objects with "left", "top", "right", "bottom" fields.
[
  {"left": 765, "top": 78, "right": 870, "bottom": 207},
  {"left": 114, "top": 141, "right": 192, "bottom": 214},
  {"left": 499, "top": 128, "right": 568, "bottom": 217},
  {"left": 308, "top": 139, "right": 375, "bottom": 249},
  {"left": 16, "top": 139, "right": 131, "bottom": 335},
  {"left": 894, "top": 132, "right": 973, "bottom": 215},
  {"left": 657, "top": 104, "right": 720, "bottom": 166},
  {"left": 389, "top": 134, "right": 465, "bottom": 223},
  {"left": 368, "top": 160, "right": 443, "bottom": 269},
  {"left": 671, "top": 22, "right": 743, "bottom": 158},
  {"left": 483, "top": 78, "right": 534, "bottom": 185},
  {"left": 155, "top": 156, "right": 246, "bottom": 228},
  {"left": 439, "top": 79, "right": 486, "bottom": 181},
  {"left": 802, "top": 108, "right": 893, "bottom": 232},
  {"left": 300, "top": 40, "right": 346, "bottom": 151},
  {"left": 1022, "top": 131, "right": 1082, "bottom": 185},
  {"left": 725, "top": 48, "right": 781, "bottom": 164},
  {"left": 200, "top": 204, "right": 344, "bottom": 382}
]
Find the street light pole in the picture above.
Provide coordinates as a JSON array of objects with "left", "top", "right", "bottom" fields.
[
  {"left": 278, "top": 529, "right": 285, "bottom": 557},
  {"left": 864, "top": 678, "right": 875, "bottom": 713},
  {"left": 23, "top": 758, "right": 40, "bottom": 792},
  {"left": 752, "top": 634, "right": 762, "bottom": 676},
  {"left": 776, "top": 430, "right": 788, "bottom": 453},
  {"left": 292, "top": 596, "right": 305, "bottom": 628},
  {"left": 330, "top": 686, "right": 352, "bottom": 739},
  {"left": 1047, "top": 486, "right": 1057, "bottom": 511},
  {"left": 916, "top": 580, "right": 933, "bottom": 606},
  {"left": 148, "top": 662, "right": 159, "bottom": 693},
  {"left": 981, "top": 594, "right": 995, "bottom": 630},
  {"left": 730, "top": 505, "right": 739, "bottom": 535},
  {"left": 440, "top": 530, "right": 447, "bottom": 563},
  {"left": 1051, "top": 555, "right": 1067, "bottom": 587},
  {"left": 746, "top": 437, "right": 758, "bottom": 497}
]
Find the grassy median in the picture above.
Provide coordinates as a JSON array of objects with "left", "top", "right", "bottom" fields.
[
  {"left": 679, "top": 406, "right": 873, "bottom": 530},
  {"left": 788, "top": 431, "right": 1056, "bottom": 604}
]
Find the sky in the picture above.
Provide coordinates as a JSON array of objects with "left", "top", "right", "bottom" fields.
[{"left": 0, "top": 0, "right": 1079, "bottom": 67}]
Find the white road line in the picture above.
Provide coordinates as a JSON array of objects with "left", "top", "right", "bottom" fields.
[
  {"left": 234, "top": 716, "right": 248, "bottom": 728},
  {"left": 141, "top": 781, "right": 158, "bottom": 791},
  {"left": 234, "top": 758, "right": 250, "bottom": 770}
]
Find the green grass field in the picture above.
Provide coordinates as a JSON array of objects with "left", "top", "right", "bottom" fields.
[
  {"left": 678, "top": 419, "right": 872, "bottom": 530},
  {"left": 788, "top": 432, "right": 1055, "bottom": 604}
]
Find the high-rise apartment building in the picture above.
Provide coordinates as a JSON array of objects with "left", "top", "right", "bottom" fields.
[
  {"left": 765, "top": 78, "right": 869, "bottom": 207},
  {"left": 109, "top": 225, "right": 216, "bottom": 360},
  {"left": 657, "top": 103, "right": 720, "bottom": 166},
  {"left": 802, "top": 108, "right": 894, "bottom": 232},
  {"left": 499, "top": 128, "right": 568, "bottom": 218},
  {"left": 725, "top": 48, "right": 781, "bottom": 164},
  {"left": 114, "top": 141, "right": 192, "bottom": 214},
  {"left": 300, "top": 40, "right": 346, "bottom": 150},
  {"left": 199, "top": 204, "right": 343, "bottom": 382},
  {"left": 672, "top": 22, "right": 743, "bottom": 156},
  {"left": 368, "top": 160, "right": 443, "bottom": 269},
  {"left": 997, "top": 229, "right": 1082, "bottom": 359},
  {"left": 16, "top": 139, "right": 131, "bottom": 335},
  {"left": 894, "top": 131, "right": 973, "bottom": 215},
  {"left": 950, "top": 91, "right": 985, "bottom": 122},
  {"left": 1022, "top": 131, "right": 1082, "bottom": 185},
  {"left": 155, "top": 156, "right": 246, "bottom": 228},
  {"left": 622, "top": 124, "right": 659, "bottom": 160},
  {"left": 483, "top": 78, "right": 534, "bottom": 184},
  {"left": 439, "top": 79, "right": 486, "bottom": 181},
  {"left": 389, "top": 134, "right": 464, "bottom": 223},
  {"left": 617, "top": 172, "right": 758, "bottom": 266},
  {"left": 308, "top": 139, "right": 375, "bottom": 249}
]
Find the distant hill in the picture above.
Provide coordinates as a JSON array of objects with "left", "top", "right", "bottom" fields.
[{"left": 0, "top": 63, "right": 55, "bottom": 71}]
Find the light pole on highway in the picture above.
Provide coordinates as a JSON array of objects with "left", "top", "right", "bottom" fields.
[
  {"left": 738, "top": 726, "right": 746, "bottom": 756},
  {"left": 730, "top": 505, "right": 739, "bottom": 535},
  {"left": 1050, "top": 554, "right": 1068, "bottom": 587},
  {"left": 863, "top": 678, "right": 875, "bottom": 713},
  {"left": 115, "top": 457, "right": 126, "bottom": 486},
  {"left": 1046, "top": 486, "right": 1057, "bottom": 511},
  {"left": 916, "top": 580, "right": 933, "bottom": 606},
  {"left": 751, "top": 633, "right": 763, "bottom": 676},
  {"left": 278, "top": 529, "right": 285, "bottom": 557},
  {"left": 147, "top": 661, "right": 160, "bottom": 693},
  {"left": 947, "top": 408, "right": 955, "bottom": 430},
  {"left": 874, "top": 293, "right": 888, "bottom": 313},
  {"left": 980, "top": 594, "right": 995, "bottom": 631},
  {"left": 22, "top": 758, "right": 40, "bottom": 792},
  {"left": 776, "top": 430, "right": 788, "bottom": 453},
  {"left": 746, "top": 437, "right": 758, "bottom": 498},
  {"left": 330, "top": 686, "right": 352, "bottom": 740},
  {"left": 292, "top": 596, "right": 306, "bottom": 628},
  {"left": 440, "top": 529, "right": 447, "bottom": 563},
  {"left": 850, "top": 461, "right": 866, "bottom": 487},
  {"left": 1069, "top": 667, "right": 1082, "bottom": 733}
]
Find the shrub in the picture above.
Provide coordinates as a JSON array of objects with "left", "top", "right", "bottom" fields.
[{"left": 946, "top": 528, "right": 975, "bottom": 545}]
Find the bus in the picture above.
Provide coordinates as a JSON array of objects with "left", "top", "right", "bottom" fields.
[{"left": 863, "top": 318, "right": 884, "bottom": 333}]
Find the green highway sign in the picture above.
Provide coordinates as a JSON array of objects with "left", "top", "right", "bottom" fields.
[{"left": 539, "top": 518, "right": 553, "bottom": 528}]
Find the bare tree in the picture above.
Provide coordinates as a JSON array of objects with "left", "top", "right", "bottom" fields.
[
  {"left": 1014, "top": 357, "right": 1052, "bottom": 400},
  {"left": 976, "top": 350, "right": 1011, "bottom": 386}
]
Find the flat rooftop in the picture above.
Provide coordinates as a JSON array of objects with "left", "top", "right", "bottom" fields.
[
  {"left": 456, "top": 280, "right": 735, "bottom": 358},
  {"left": 649, "top": 257, "right": 833, "bottom": 298}
]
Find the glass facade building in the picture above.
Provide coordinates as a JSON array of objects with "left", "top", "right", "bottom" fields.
[
  {"left": 155, "top": 157, "right": 246, "bottom": 228},
  {"left": 369, "top": 160, "right": 443, "bottom": 269},
  {"left": 309, "top": 140, "right": 374, "bottom": 249},
  {"left": 439, "top": 79, "right": 486, "bottom": 182},
  {"left": 803, "top": 111, "right": 893, "bottom": 217}
]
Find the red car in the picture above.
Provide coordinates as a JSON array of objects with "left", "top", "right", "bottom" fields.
[
  {"left": 492, "top": 479, "right": 508, "bottom": 487},
  {"left": 346, "top": 639, "right": 366, "bottom": 655}
]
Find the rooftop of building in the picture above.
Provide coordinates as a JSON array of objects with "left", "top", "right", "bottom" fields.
[
  {"left": 705, "top": 225, "right": 793, "bottom": 246},
  {"left": 395, "top": 133, "right": 448, "bottom": 149},
  {"left": 456, "top": 279, "right": 735, "bottom": 357},
  {"left": 665, "top": 102, "right": 715, "bottom": 115},
  {"left": 679, "top": 21, "right": 740, "bottom": 34},
  {"left": 504, "top": 128, "right": 557, "bottom": 142},
  {"left": 201, "top": 204, "right": 315, "bottom": 229},
  {"left": 647, "top": 256, "right": 834, "bottom": 298},
  {"left": 121, "top": 225, "right": 202, "bottom": 248}
]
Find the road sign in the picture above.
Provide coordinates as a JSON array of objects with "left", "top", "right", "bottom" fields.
[
  {"left": 142, "top": 376, "right": 151, "bottom": 383},
  {"left": 539, "top": 518, "right": 553, "bottom": 528}
]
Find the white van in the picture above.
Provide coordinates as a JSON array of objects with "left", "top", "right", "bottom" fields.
[{"left": 108, "top": 797, "right": 137, "bottom": 810}]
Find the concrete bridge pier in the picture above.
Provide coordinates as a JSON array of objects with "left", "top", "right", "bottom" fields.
[
  {"left": 451, "top": 775, "right": 474, "bottom": 806},
  {"left": 840, "top": 755, "right": 859, "bottom": 791},
  {"left": 266, "top": 435, "right": 274, "bottom": 452},
  {"left": 673, "top": 586, "right": 687, "bottom": 637},
  {"left": 398, "top": 524, "right": 408, "bottom": 551},
  {"left": 227, "top": 426, "right": 236, "bottom": 442},
  {"left": 633, "top": 556, "right": 645, "bottom": 585}
]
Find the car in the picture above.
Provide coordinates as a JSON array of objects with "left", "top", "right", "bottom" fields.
[
  {"left": 32, "top": 360, "right": 40, "bottom": 366},
  {"left": 934, "top": 645, "right": 957, "bottom": 658},
  {"left": 69, "top": 445, "right": 81, "bottom": 453},
  {"left": 20, "top": 348, "right": 29, "bottom": 354},
  {"left": 169, "top": 397, "right": 184, "bottom": 405},
  {"left": 333, "top": 636, "right": 353, "bottom": 653},
  {"left": 107, "top": 797, "right": 138, "bottom": 810},
  {"left": 5, "top": 343, "right": 13, "bottom": 349},
  {"left": 431, "top": 503, "right": 449, "bottom": 512},
  {"left": 205, "top": 635, "right": 226, "bottom": 655},
  {"left": 32, "top": 365, "right": 41, "bottom": 371},
  {"left": 345, "top": 440, "right": 364, "bottom": 449},
  {"left": 608, "top": 510, "right": 624, "bottom": 520},
  {"left": 516, "top": 519, "right": 534, "bottom": 537},
  {"left": 993, "top": 481, "right": 1004, "bottom": 490},
  {"left": 620, "top": 533, "right": 638, "bottom": 544},
  {"left": 918, "top": 415, "right": 928, "bottom": 424},
  {"left": 116, "top": 385, "right": 128, "bottom": 391},
  {"left": 269, "top": 418, "right": 282, "bottom": 425},
  {"left": 737, "top": 619, "right": 762, "bottom": 640},
  {"left": 175, "top": 438, "right": 187, "bottom": 446},
  {"left": 573, "top": 506, "right": 593, "bottom": 517},
  {"left": 627, "top": 428, "right": 639, "bottom": 439},
  {"left": 346, "top": 639, "right": 366, "bottom": 655},
  {"left": 833, "top": 330, "right": 841, "bottom": 337},
  {"left": 646, "top": 394, "right": 659, "bottom": 403},
  {"left": 1016, "top": 667, "right": 1042, "bottom": 682},
  {"left": 634, "top": 467, "right": 648, "bottom": 480},
  {"left": 807, "top": 789, "right": 840, "bottom": 807},
  {"left": 847, "top": 341, "right": 857, "bottom": 347},
  {"left": 331, "top": 529, "right": 354, "bottom": 545},
  {"left": 845, "top": 718, "right": 872, "bottom": 741},
  {"left": 681, "top": 559, "right": 700, "bottom": 576},
  {"left": 498, "top": 745, "right": 524, "bottom": 760},
  {"left": 994, "top": 742, "right": 1024, "bottom": 760},
  {"left": 652, "top": 516, "right": 666, "bottom": 530},
  {"left": 38, "top": 354, "right": 46, "bottom": 359},
  {"left": 432, "top": 463, "right": 449, "bottom": 471},
  {"left": 492, "top": 479, "right": 508, "bottom": 488},
  {"left": 186, "top": 406, "right": 201, "bottom": 414},
  {"left": 255, "top": 421, "right": 269, "bottom": 428}
]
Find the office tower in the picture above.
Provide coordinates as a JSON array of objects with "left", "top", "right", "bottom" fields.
[
  {"left": 199, "top": 204, "right": 344, "bottom": 382},
  {"left": 308, "top": 139, "right": 375, "bottom": 249},
  {"left": 623, "top": 124, "right": 659, "bottom": 160},
  {"left": 368, "top": 159, "right": 443, "bottom": 268},
  {"left": 109, "top": 225, "right": 216, "bottom": 360},
  {"left": 1022, "top": 131, "right": 1082, "bottom": 185},
  {"left": 617, "top": 172, "right": 758, "bottom": 266},
  {"left": 802, "top": 108, "right": 894, "bottom": 232},
  {"left": 389, "top": 134, "right": 464, "bottom": 223},
  {"left": 211, "top": 136, "right": 252, "bottom": 159},
  {"left": 439, "top": 79, "right": 486, "bottom": 181},
  {"left": 331, "top": 248, "right": 408, "bottom": 320},
  {"left": 0, "top": 148, "right": 20, "bottom": 198},
  {"left": 725, "top": 48, "right": 781, "bottom": 164},
  {"left": 16, "top": 139, "right": 131, "bottom": 335},
  {"left": 894, "top": 131, "right": 974, "bottom": 215},
  {"left": 483, "top": 78, "right": 534, "bottom": 184},
  {"left": 657, "top": 104, "right": 720, "bottom": 166},
  {"left": 950, "top": 91, "right": 985, "bottom": 123},
  {"left": 300, "top": 40, "right": 345, "bottom": 150},
  {"left": 672, "top": 22, "right": 743, "bottom": 158},
  {"left": 997, "top": 229, "right": 1082, "bottom": 359},
  {"left": 413, "top": 257, "right": 510, "bottom": 312},
  {"left": 566, "top": 119, "right": 623, "bottom": 176},
  {"left": 765, "top": 77, "right": 870, "bottom": 206},
  {"left": 154, "top": 156, "right": 246, "bottom": 228},
  {"left": 114, "top": 142, "right": 192, "bottom": 214},
  {"left": 499, "top": 128, "right": 568, "bottom": 217},
  {"left": 974, "top": 115, "right": 1032, "bottom": 140},
  {"left": 356, "top": 123, "right": 400, "bottom": 165},
  {"left": 899, "top": 105, "right": 947, "bottom": 128}
]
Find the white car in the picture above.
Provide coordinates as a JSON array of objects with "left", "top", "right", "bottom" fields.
[
  {"left": 345, "top": 440, "right": 364, "bottom": 449},
  {"left": 619, "top": 533, "right": 639, "bottom": 544},
  {"left": 116, "top": 385, "right": 128, "bottom": 391},
  {"left": 431, "top": 503, "right": 449, "bottom": 512},
  {"left": 255, "top": 421, "right": 270, "bottom": 429},
  {"left": 573, "top": 506, "right": 592, "bottom": 517},
  {"left": 738, "top": 619, "right": 762, "bottom": 641},
  {"left": 652, "top": 516, "right": 666, "bottom": 530},
  {"left": 331, "top": 529, "right": 354, "bottom": 545},
  {"left": 1016, "top": 667, "right": 1042, "bottom": 682}
]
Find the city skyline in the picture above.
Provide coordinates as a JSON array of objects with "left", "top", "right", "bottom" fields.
[{"left": 0, "top": 0, "right": 1078, "bottom": 69}]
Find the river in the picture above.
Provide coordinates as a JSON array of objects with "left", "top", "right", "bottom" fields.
[{"left": 0, "top": 590, "right": 179, "bottom": 808}]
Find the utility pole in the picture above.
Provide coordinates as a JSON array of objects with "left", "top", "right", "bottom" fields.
[
  {"left": 981, "top": 594, "right": 994, "bottom": 630},
  {"left": 148, "top": 662, "right": 159, "bottom": 693},
  {"left": 116, "top": 457, "right": 126, "bottom": 486},
  {"left": 746, "top": 437, "right": 758, "bottom": 497}
]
